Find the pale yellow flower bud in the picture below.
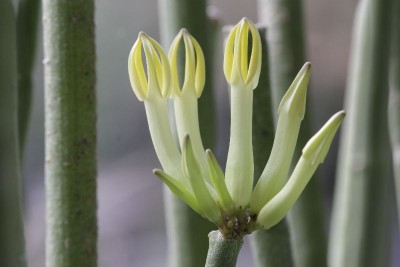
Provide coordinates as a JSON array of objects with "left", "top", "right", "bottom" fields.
[
  {"left": 128, "top": 32, "right": 171, "bottom": 101},
  {"left": 224, "top": 18, "right": 261, "bottom": 90}
]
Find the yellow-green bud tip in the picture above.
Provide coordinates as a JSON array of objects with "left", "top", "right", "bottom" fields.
[
  {"left": 168, "top": 29, "right": 205, "bottom": 98},
  {"left": 302, "top": 110, "right": 346, "bottom": 165},
  {"left": 128, "top": 32, "right": 171, "bottom": 101},
  {"left": 224, "top": 18, "right": 262, "bottom": 89},
  {"left": 278, "top": 62, "right": 311, "bottom": 118}
]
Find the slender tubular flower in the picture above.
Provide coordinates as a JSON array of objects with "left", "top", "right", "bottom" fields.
[
  {"left": 224, "top": 18, "right": 262, "bottom": 209},
  {"left": 251, "top": 62, "right": 311, "bottom": 213},
  {"left": 257, "top": 111, "right": 345, "bottom": 228},
  {"left": 128, "top": 32, "right": 182, "bottom": 179},
  {"left": 168, "top": 29, "right": 210, "bottom": 180}
]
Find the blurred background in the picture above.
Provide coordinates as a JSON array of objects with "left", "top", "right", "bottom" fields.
[{"left": 21, "top": 0, "right": 398, "bottom": 266}]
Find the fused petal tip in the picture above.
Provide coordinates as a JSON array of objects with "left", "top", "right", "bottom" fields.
[
  {"left": 224, "top": 18, "right": 262, "bottom": 89},
  {"left": 128, "top": 32, "right": 171, "bottom": 101},
  {"left": 278, "top": 62, "right": 311, "bottom": 118},
  {"left": 302, "top": 110, "right": 346, "bottom": 165},
  {"left": 168, "top": 29, "right": 205, "bottom": 97}
]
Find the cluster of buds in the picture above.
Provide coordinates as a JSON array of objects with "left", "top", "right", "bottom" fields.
[{"left": 128, "top": 18, "right": 345, "bottom": 238}]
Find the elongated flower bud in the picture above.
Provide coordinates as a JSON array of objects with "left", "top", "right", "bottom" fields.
[
  {"left": 182, "top": 135, "right": 221, "bottom": 224},
  {"left": 251, "top": 63, "right": 311, "bottom": 212},
  {"left": 206, "top": 150, "right": 235, "bottom": 213},
  {"left": 169, "top": 29, "right": 205, "bottom": 97},
  {"left": 257, "top": 111, "right": 345, "bottom": 229},
  {"left": 128, "top": 32, "right": 171, "bottom": 101}
]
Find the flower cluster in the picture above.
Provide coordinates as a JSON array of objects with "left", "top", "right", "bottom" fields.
[{"left": 128, "top": 18, "right": 345, "bottom": 238}]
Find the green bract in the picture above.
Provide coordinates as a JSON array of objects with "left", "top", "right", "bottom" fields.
[{"left": 128, "top": 18, "right": 345, "bottom": 237}]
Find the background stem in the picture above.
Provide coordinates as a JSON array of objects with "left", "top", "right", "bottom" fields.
[
  {"left": 205, "top": 231, "right": 243, "bottom": 267},
  {"left": 388, "top": 0, "right": 400, "bottom": 227},
  {"left": 250, "top": 27, "right": 293, "bottom": 267},
  {"left": 257, "top": 1, "right": 327, "bottom": 266},
  {"left": 158, "top": 0, "right": 217, "bottom": 266},
  {"left": 43, "top": 1, "right": 97, "bottom": 266},
  {"left": 0, "top": 1, "right": 27, "bottom": 266},
  {"left": 328, "top": 0, "right": 392, "bottom": 266},
  {"left": 17, "top": 0, "right": 40, "bottom": 155}
]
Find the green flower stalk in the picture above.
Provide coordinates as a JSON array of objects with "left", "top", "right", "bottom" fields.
[{"left": 128, "top": 18, "right": 345, "bottom": 265}]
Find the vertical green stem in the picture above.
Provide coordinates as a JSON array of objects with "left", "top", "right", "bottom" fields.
[
  {"left": 43, "top": 1, "right": 97, "bottom": 266},
  {"left": 205, "top": 231, "right": 243, "bottom": 267},
  {"left": 158, "top": 0, "right": 216, "bottom": 266},
  {"left": 250, "top": 28, "right": 293, "bottom": 267},
  {"left": 257, "top": 1, "right": 327, "bottom": 266},
  {"left": 328, "top": 0, "right": 392, "bottom": 266},
  {"left": 17, "top": 0, "right": 40, "bottom": 154},
  {"left": 388, "top": 0, "right": 400, "bottom": 226},
  {"left": 0, "top": 1, "right": 27, "bottom": 266}
]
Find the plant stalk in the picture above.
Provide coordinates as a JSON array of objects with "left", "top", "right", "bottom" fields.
[
  {"left": 257, "top": 1, "right": 327, "bottom": 266},
  {"left": 328, "top": 0, "right": 392, "bottom": 266},
  {"left": 250, "top": 27, "right": 293, "bottom": 267},
  {"left": 158, "top": 0, "right": 216, "bottom": 266},
  {"left": 0, "top": 1, "right": 27, "bottom": 266},
  {"left": 388, "top": 0, "right": 400, "bottom": 227},
  {"left": 43, "top": 1, "right": 97, "bottom": 266},
  {"left": 205, "top": 231, "right": 243, "bottom": 267},
  {"left": 17, "top": 0, "right": 40, "bottom": 154}
]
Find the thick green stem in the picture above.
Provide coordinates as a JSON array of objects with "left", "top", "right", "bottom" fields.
[
  {"left": 328, "top": 0, "right": 392, "bottom": 266},
  {"left": 43, "top": 1, "right": 97, "bottom": 266},
  {"left": 250, "top": 28, "right": 293, "bottom": 267},
  {"left": 388, "top": 0, "right": 400, "bottom": 226},
  {"left": 257, "top": 1, "right": 327, "bottom": 266},
  {"left": 205, "top": 231, "right": 243, "bottom": 267},
  {"left": 17, "top": 0, "right": 40, "bottom": 154},
  {"left": 158, "top": 0, "right": 216, "bottom": 266},
  {"left": 0, "top": 1, "right": 27, "bottom": 266}
]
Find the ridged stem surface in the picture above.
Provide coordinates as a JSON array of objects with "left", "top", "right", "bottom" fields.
[
  {"left": 205, "top": 231, "right": 243, "bottom": 267},
  {"left": 43, "top": 1, "right": 97, "bottom": 266}
]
